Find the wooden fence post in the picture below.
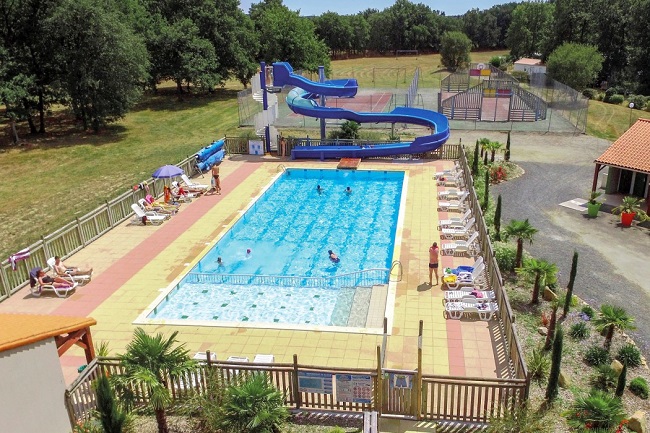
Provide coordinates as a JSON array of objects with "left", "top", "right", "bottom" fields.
[
  {"left": 292, "top": 354, "right": 301, "bottom": 410},
  {"left": 41, "top": 235, "right": 51, "bottom": 261},
  {"left": 376, "top": 345, "right": 382, "bottom": 415},
  {"left": 416, "top": 320, "right": 423, "bottom": 419},
  {"left": 106, "top": 201, "right": 114, "bottom": 227}
]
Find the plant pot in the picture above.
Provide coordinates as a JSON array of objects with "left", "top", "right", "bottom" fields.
[
  {"left": 621, "top": 212, "right": 636, "bottom": 227},
  {"left": 586, "top": 202, "right": 601, "bottom": 217}
]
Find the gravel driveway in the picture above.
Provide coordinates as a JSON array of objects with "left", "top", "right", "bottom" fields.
[{"left": 451, "top": 131, "right": 650, "bottom": 359}]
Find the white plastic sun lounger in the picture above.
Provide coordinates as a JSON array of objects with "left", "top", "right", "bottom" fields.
[
  {"left": 445, "top": 297, "right": 498, "bottom": 321},
  {"left": 137, "top": 199, "right": 173, "bottom": 219},
  {"left": 438, "top": 209, "right": 472, "bottom": 230},
  {"left": 436, "top": 173, "right": 465, "bottom": 187},
  {"left": 444, "top": 290, "right": 495, "bottom": 302},
  {"left": 46, "top": 257, "right": 91, "bottom": 286},
  {"left": 437, "top": 188, "right": 466, "bottom": 200},
  {"left": 441, "top": 232, "right": 480, "bottom": 257},
  {"left": 440, "top": 217, "right": 475, "bottom": 240},
  {"left": 131, "top": 204, "right": 166, "bottom": 225},
  {"left": 445, "top": 262, "right": 486, "bottom": 289},
  {"left": 181, "top": 174, "right": 210, "bottom": 191},
  {"left": 433, "top": 162, "right": 461, "bottom": 179},
  {"left": 438, "top": 193, "right": 469, "bottom": 212}
]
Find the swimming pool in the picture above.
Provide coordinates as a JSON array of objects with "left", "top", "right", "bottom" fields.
[{"left": 142, "top": 169, "right": 405, "bottom": 328}]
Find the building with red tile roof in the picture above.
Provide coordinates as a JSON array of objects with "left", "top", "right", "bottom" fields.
[{"left": 593, "top": 118, "right": 650, "bottom": 212}]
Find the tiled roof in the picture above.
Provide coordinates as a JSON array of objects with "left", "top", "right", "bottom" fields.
[
  {"left": 595, "top": 118, "right": 650, "bottom": 173},
  {"left": 0, "top": 314, "right": 96, "bottom": 353},
  {"left": 514, "top": 58, "right": 544, "bottom": 66}
]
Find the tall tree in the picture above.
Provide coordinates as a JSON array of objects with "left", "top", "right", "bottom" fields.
[
  {"left": 506, "top": 2, "right": 555, "bottom": 59},
  {"left": 494, "top": 194, "right": 502, "bottom": 241},
  {"left": 115, "top": 328, "right": 196, "bottom": 433},
  {"left": 46, "top": 0, "right": 149, "bottom": 131},
  {"left": 505, "top": 131, "right": 511, "bottom": 161},
  {"left": 517, "top": 257, "right": 558, "bottom": 305},
  {"left": 545, "top": 324, "right": 563, "bottom": 402},
  {"left": 628, "top": 0, "right": 650, "bottom": 93},
  {"left": 563, "top": 251, "right": 578, "bottom": 317},
  {"left": 503, "top": 219, "right": 538, "bottom": 268},
  {"left": 546, "top": 43, "right": 604, "bottom": 91},
  {"left": 440, "top": 31, "right": 472, "bottom": 71}
]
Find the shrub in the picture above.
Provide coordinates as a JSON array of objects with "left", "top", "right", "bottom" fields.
[
  {"left": 527, "top": 347, "right": 551, "bottom": 383},
  {"left": 564, "top": 389, "right": 626, "bottom": 430},
  {"left": 584, "top": 345, "right": 611, "bottom": 366},
  {"left": 511, "top": 70, "right": 529, "bottom": 83},
  {"left": 582, "top": 88, "right": 598, "bottom": 99},
  {"left": 490, "top": 165, "right": 507, "bottom": 183},
  {"left": 327, "top": 428, "right": 347, "bottom": 433},
  {"left": 629, "top": 377, "right": 649, "bottom": 399},
  {"left": 493, "top": 241, "right": 517, "bottom": 273},
  {"left": 604, "top": 87, "right": 621, "bottom": 101},
  {"left": 569, "top": 322, "right": 590, "bottom": 340},
  {"left": 606, "top": 94, "right": 625, "bottom": 104},
  {"left": 629, "top": 94, "right": 647, "bottom": 110},
  {"left": 590, "top": 364, "right": 618, "bottom": 391},
  {"left": 581, "top": 305, "right": 595, "bottom": 319},
  {"left": 616, "top": 344, "right": 642, "bottom": 368},
  {"left": 486, "top": 405, "right": 545, "bottom": 432},
  {"left": 489, "top": 56, "right": 502, "bottom": 68}
]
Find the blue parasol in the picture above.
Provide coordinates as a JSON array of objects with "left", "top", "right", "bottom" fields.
[{"left": 152, "top": 165, "right": 184, "bottom": 179}]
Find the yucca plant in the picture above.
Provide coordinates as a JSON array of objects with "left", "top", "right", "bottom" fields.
[
  {"left": 589, "top": 365, "right": 618, "bottom": 391},
  {"left": 527, "top": 347, "right": 550, "bottom": 385},
  {"left": 564, "top": 389, "right": 626, "bottom": 430},
  {"left": 616, "top": 344, "right": 642, "bottom": 368},
  {"left": 569, "top": 322, "right": 590, "bottom": 340}
]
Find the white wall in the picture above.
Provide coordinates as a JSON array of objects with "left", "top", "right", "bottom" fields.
[
  {"left": 513, "top": 64, "right": 547, "bottom": 75},
  {"left": 0, "top": 339, "right": 71, "bottom": 433}
]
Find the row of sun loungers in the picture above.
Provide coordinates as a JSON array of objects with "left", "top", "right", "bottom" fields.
[{"left": 435, "top": 163, "right": 498, "bottom": 321}]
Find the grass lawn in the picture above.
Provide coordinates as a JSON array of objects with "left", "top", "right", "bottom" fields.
[{"left": 586, "top": 99, "right": 649, "bottom": 141}]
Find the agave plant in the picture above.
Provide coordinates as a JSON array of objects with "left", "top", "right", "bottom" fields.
[
  {"left": 612, "top": 196, "right": 648, "bottom": 220},
  {"left": 564, "top": 389, "right": 626, "bottom": 430}
]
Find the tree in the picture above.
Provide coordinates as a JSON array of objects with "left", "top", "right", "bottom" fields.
[
  {"left": 563, "top": 251, "right": 578, "bottom": 317},
  {"left": 546, "top": 43, "right": 604, "bottom": 91},
  {"left": 545, "top": 324, "right": 563, "bottom": 402},
  {"left": 505, "top": 131, "right": 511, "bottom": 161},
  {"left": 440, "top": 31, "right": 471, "bottom": 72},
  {"left": 482, "top": 170, "right": 490, "bottom": 212},
  {"left": 96, "top": 374, "right": 128, "bottom": 433},
  {"left": 615, "top": 363, "right": 627, "bottom": 397},
  {"left": 116, "top": 328, "right": 196, "bottom": 433},
  {"left": 472, "top": 140, "right": 480, "bottom": 176},
  {"left": 218, "top": 374, "right": 289, "bottom": 433},
  {"left": 593, "top": 305, "right": 636, "bottom": 351},
  {"left": 483, "top": 140, "right": 503, "bottom": 163},
  {"left": 517, "top": 257, "right": 558, "bottom": 305},
  {"left": 494, "top": 194, "right": 502, "bottom": 241},
  {"left": 545, "top": 294, "right": 563, "bottom": 350},
  {"left": 46, "top": 0, "right": 149, "bottom": 131},
  {"left": 503, "top": 219, "right": 538, "bottom": 268},
  {"left": 506, "top": 2, "right": 555, "bottom": 59}
]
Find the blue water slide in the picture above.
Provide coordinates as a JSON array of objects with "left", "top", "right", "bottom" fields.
[
  {"left": 196, "top": 149, "right": 225, "bottom": 172},
  {"left": 195, "top": 139, "right": 225, "bottom": 162},
  {"left": 271, "top": 62, "right": 450, "bottom": 159},
  {"left": 272, "top": 62, "right": 358, "bottom": 98}
]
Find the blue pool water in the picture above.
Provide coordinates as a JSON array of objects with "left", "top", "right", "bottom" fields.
[{"left": 147, "top": 169, "right": 404, "bottom": 326}]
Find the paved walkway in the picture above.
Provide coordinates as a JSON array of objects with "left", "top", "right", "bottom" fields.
[{"left": 0, "top": 156, "right": 504, "bottom": 384}]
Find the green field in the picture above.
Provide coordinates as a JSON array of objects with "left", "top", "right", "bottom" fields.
[
  {"left": 0, "top": 50, "right": 641, "bottom": 260},
  {"left": 587, "top": 98, "right": 648, "bottom": 141}
]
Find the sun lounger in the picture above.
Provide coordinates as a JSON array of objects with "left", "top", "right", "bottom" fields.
[
  {"left": 444, "top": 290, "right": 496, "bottom": 302},
  {"left": 440, "top": 217, "right": 475, "bottom": 240},
  {"left": 448, "top": 256, "right": 484, "bottom": 275},
  {"left": 253, "top": 354, "right": 275, "bottom": 363},
  {"left": 445, "top": 297, "right": 498, "bottom": 321},
  {"left": 436, "top": 173, "right": 465, "bottom": 187},
  {"left": 444, "top": 262, "right": 486, "bottom": 289},
  {"left": 46, "top": 257, "right": 91, "bottom": 286},
  {"left": 181, "top": 174, "right": 210, "bottom": 191},
  {"left": 28, "top": 267, "right": 77, "bottom": 298},
  {"left": 438, "top": 188, "right": 466, "bottom": 200},
  {"left": 441, "top": 232, "right": 480, "bottom": 257},
  {"left": 438, "top": 209, "right": 472, "bottom": 230},
  {"left": 137, "top": 199, "right": 173, "bottom": 218},
  {"left": 131, "top": 204, "right": 166, "bottom": 225},
  {"left": 433, "top": 162, "right": 461, "bottom": 180},
  {"left": 438, "top": 192, "right": 469, "bottom": 212}
]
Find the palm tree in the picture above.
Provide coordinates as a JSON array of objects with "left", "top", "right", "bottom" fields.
[
  {"left": 593, "top": 305, "right": 636, "bottom": 351},
  {"left": 218, "top": 374, "right": 289, "bottom": 433},
  {"left": 483, "top": 140, "right": 503, "bottom": 163},
  {"left": 516, "top": 258, "right": 557, "bottom": 305},
  {"left": 116, "top": 328, "right": 196, "bottom": 433},
  {"left": 503, "top": 219, "right": 538, "bottom": 268}
]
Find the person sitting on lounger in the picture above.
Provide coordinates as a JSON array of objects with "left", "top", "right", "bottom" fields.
[
  {"left": 54, "top": 256, "right": 93, "bottom": 277},
  {"left": 146, "top": 194, "right": 180, "bottom": 211},
  {"left": 29, "top": 267, "right": 75, "bottom": 293}
]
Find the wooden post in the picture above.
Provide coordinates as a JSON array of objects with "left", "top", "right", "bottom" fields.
[
  {"left": 41, "top": 235, "right": 50, "bottom": 262},
  {"left": 292, "top": 354, "right": 301, "bottom": 410},
  {"left": 376, "top": 345, "right": 382, "bottom": 415},
  {"left": 592, "top": 163, "right": 601, "bottom": 192},
  {"left": 106, "top": 201, "right": 115, "bottom": 227},
  {"left": 206, "top": 350, "right": 212, "bottom": 367},
  {"left": 416, "top": 320, "right": 423, "bottom": 419}
]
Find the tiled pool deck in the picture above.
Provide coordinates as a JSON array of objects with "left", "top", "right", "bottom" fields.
[{"left": 0, "top": 157, "right": 507, "bottom": 383}]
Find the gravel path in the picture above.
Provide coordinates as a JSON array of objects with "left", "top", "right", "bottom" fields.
[{"left": 452, "top": 131, "right": 650, "bottom": 359}]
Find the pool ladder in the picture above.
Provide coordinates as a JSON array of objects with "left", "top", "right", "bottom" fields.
[
  {"left": 390, "top": 260, "right": 403, "bottom": 282},
  {"left": 277, "top": 164, "right": 286, "bottom": 173}
]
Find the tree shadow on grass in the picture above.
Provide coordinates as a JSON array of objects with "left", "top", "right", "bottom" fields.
[{"left": 131, "top": 87, "right": 241, "bottom": 113}]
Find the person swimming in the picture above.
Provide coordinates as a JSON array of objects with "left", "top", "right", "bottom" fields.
[
  {"left": 345, "top": 186, "right": 352, "bottom": 194},
  {"left": 317, "top": 184, "right": 323, "bottom": 194},
  {"left": 217, "top": 257, "right": 224, "bottom": 267},
  {"left": 328, "top": 250, "right": 340, "bottom": 263},
  {"left": 246, "top": 248, "right": 252, "bottom": 257}
]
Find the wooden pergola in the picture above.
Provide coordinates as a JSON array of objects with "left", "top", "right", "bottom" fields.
[{"left": 593, "top": 118, "right": 650, "bottom": 213}]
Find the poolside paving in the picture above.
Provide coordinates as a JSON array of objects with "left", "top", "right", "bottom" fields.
[{"left": 0, "top": 156, "right": 503, "bottom": 383}]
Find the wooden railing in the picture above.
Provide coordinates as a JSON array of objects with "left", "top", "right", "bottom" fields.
[{"left": 66, "top": 354, "right": 527, "bottom": 427}]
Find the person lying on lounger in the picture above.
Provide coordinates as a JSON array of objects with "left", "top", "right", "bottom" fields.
[
  {"left": 29, "top": 268, "right": 75, "bottom": 293},
  {"left": 54, "top": 256, "right": 93, "bottom": 277}
]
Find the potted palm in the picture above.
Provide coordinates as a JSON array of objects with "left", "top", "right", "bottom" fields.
[
  {"left": 586, "top": 191, "right": 603, "bottom": 217},
  {"left": 612, "top": 196, "right": 648, "bottom": 227}
]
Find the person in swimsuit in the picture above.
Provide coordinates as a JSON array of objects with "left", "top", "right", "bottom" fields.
[
  {"left": 317, "top": 184, "right": 323, "bottom": 194},
  {"left": 328, "top": 250, "right": 340, "bottom": 263},
  {"left": 428, "top": 242, "right": 439, "bottom": 285},
  {"left": 54, "top": 256, "right": 92, "bottom": 277},
  {"left": 345, "top": 186, "right": 352, "bottom": 195},
  {"left": 211, "top": 164, "right": 221, "bottom": 195}
]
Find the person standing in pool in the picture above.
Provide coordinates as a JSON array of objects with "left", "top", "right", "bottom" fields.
[
  {"left": 345, "top": 186, "right": 352, "bottom": 195},
  {"left": 317, "top": 184, "right": 323, "bottom": 194},
  {"left": 217, "top": 257, "right": 224, "bottom": 268},
  {"left": 428, "top": 242, "right": 439, "bottom": 285}
]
